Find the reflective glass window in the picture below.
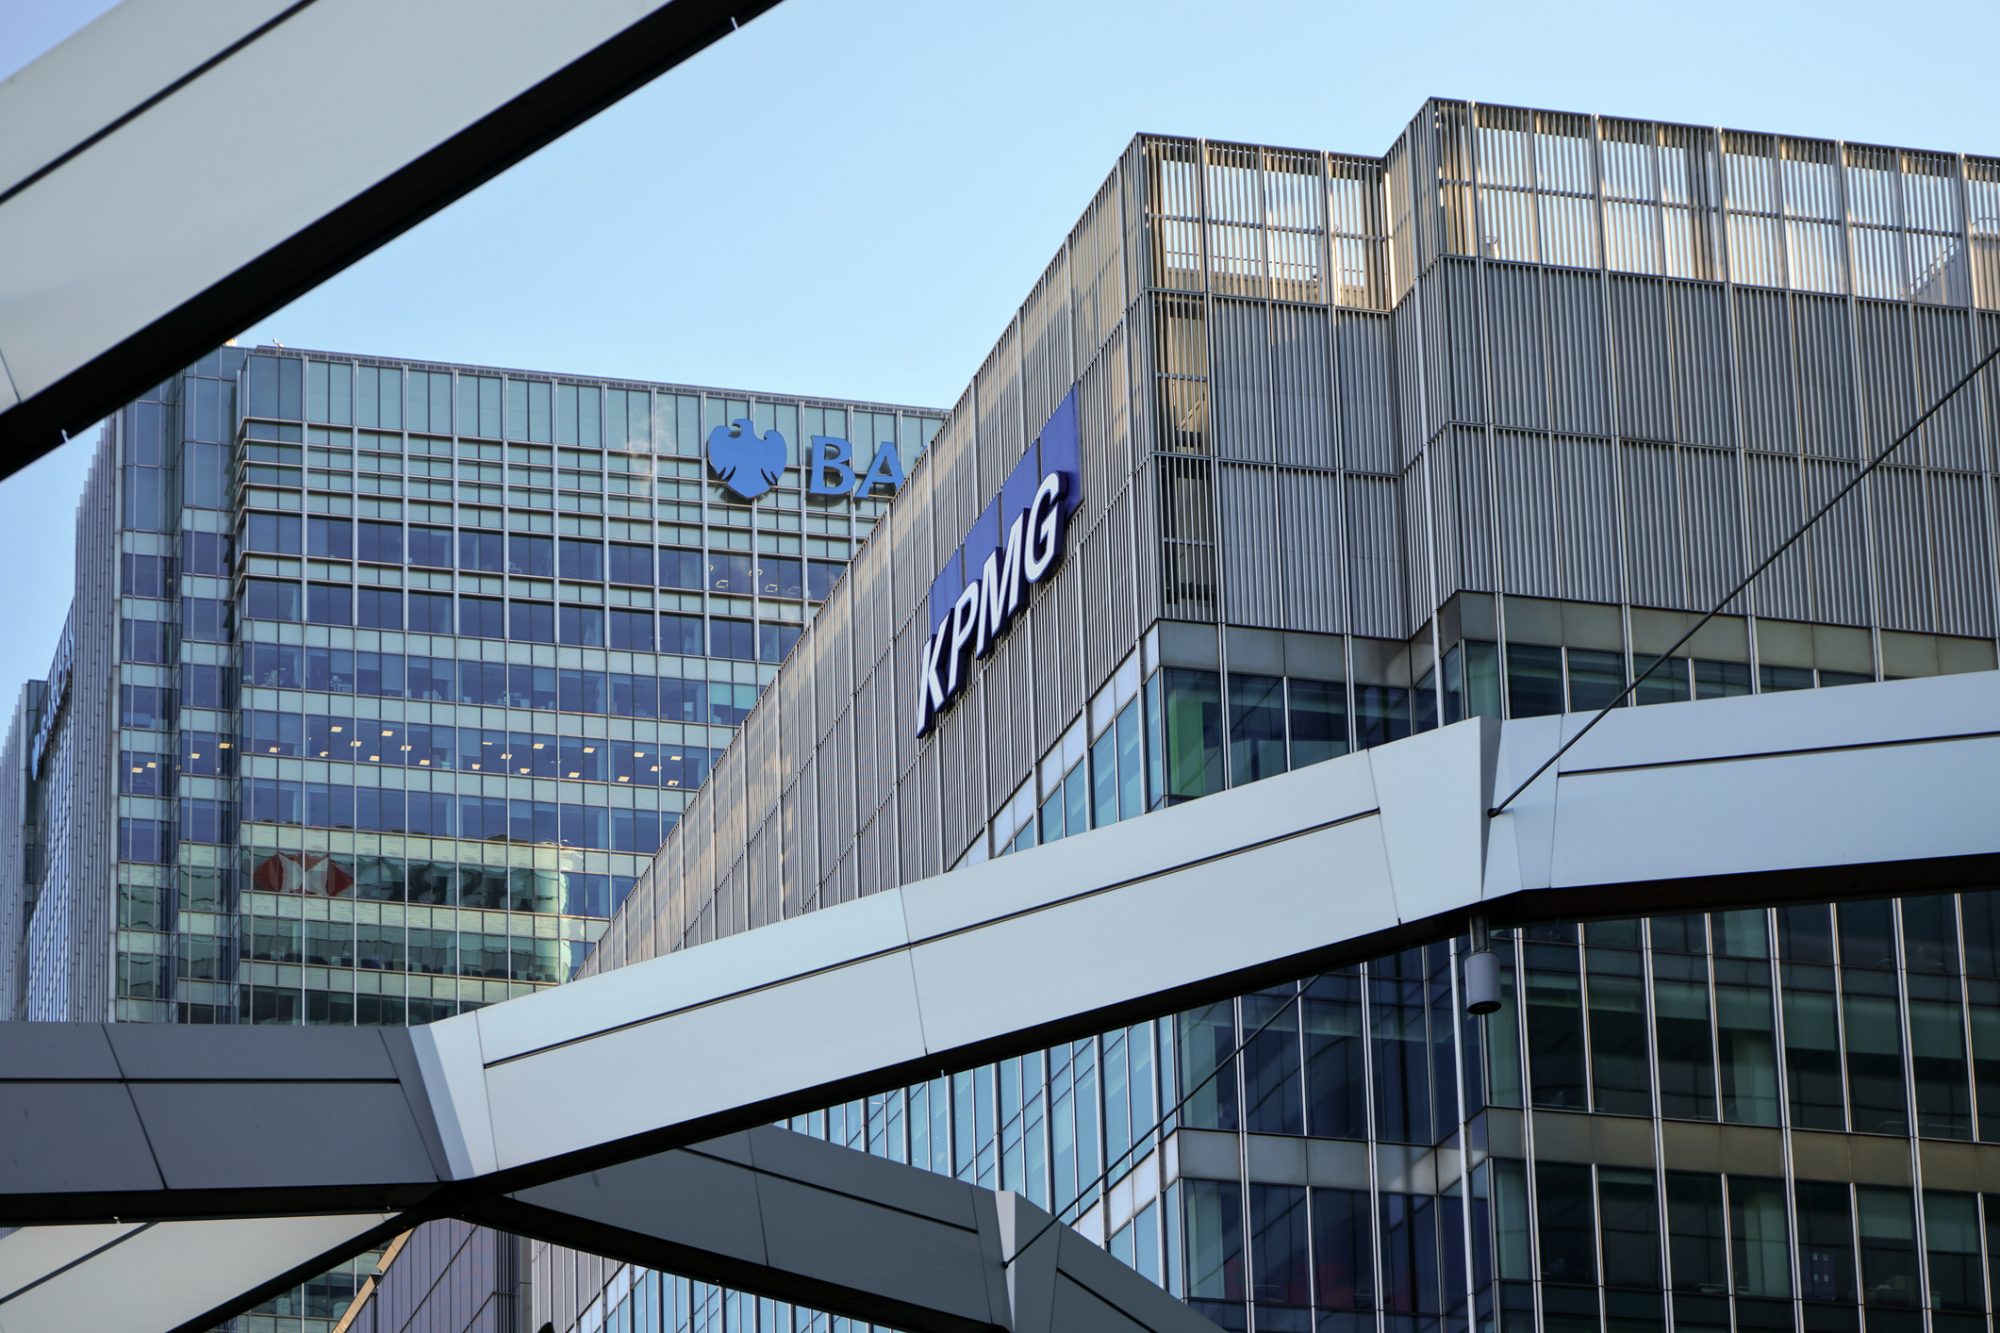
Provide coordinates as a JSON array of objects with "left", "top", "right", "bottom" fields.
[
  {"left": 1226, "top": 674, "right": 1287, "bottom": 785},
  {"left": 1286, "top": 678, "right": 1347, "bottom": 766}
]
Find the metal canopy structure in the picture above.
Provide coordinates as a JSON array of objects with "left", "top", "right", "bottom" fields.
[
  {"left": 0, "top": 0, "right": 782, "bottom": 469},
  {"left": 1, "top": 673, "right": 1996, "bottom": 1332}
]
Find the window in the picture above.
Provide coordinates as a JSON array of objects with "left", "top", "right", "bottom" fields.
[
  {"left": 457, "top": 529, "right": 504, "bottom": 573},
  {"left": 182, "top": 531, "right": 229, "bottom": 575},
  {"left": 1525, "top": 928, "right": 1587, "bottom": 1109},
  {"left": 1242, "top": 988, "right": 1302, "bottom": 1134},
  {"left": 245, "top": 578, "right": 300, "bottom": 621},
  {"left": 509, "top": 601, "right": 554, "bottom": 643},
  {"left": 559, "top": 538, "right": 603, "bottom": 582},
  {"left": 357, "top": 521, "right": 402, "bottom": 564},
  {"left": 1288, "top": 678, "right": 1347, "bottom": 766},
  {"left": 1312, "top": 1187, "right": 1375, "bottom": 1319},
  {"left": 757, "top": 623, "right": 801, "bottom": 663},
  {"left": 609, "top": 609, "right": 654, "bottom": 651},
  {"left": 1599, "top": 1168, "right": 1664, "bottom": 1295},
  {"left": 1162, "top": 668, "right": 1223, "bottom": 801},
  {"left": 807, "top": 560, "right": 843, "bottom": 601},
  {"left": 408, "top": 591, "right": 452, "bottom": 633},
  {"left": 306, "top": 516, "right": 351, "bottom": 558},
  {"left": 1759, "top": 663, "right": 1815, "bottom": 693},
  {"left": 560, "top": 804, "right": 610, "bottom": 849},
  {"left": 356, "top": 588, "right": 400, "bottom": 630},
  {"left": 306, "top": 645, "right": 355, "bottom": 693},
  {"left": 458, "top": 596, "right": 504, "bottom": 638},
  {"left": 1507, "top": 642, "right": 1564, "bottom": 717},
  {"left": 1226, "top": 674, "right": 1287, "bottom": 785},
  {"left": 245, "top": 642, "right": 302, "bottom": 687},
  {"left": 1796, "top": 1180, "right": 1857, "bottom": 1309},
  {"left": 559, "top": 605, "right": 605, "bottom": 647},
  {"left": 306, "top": 583, "right": 350, "bottom": 626},
  {"left": 761, "top": 555, "right": 804, "bottom": 598},
  {"left": 1729, "top": 1176, "right": 1792, "bottom": 1313},
  {"left": 1303, "top": 973, "right": 1366, "bottom": 1138},
  {"left": 607, "top": 543, "right": 651, "bottom": 585},
  {"left": 558, "top": 668, "right": 606, "bottom": 713},
  {"left": 1856, "top": 1188, "right": 1920, "bottom": 1316},
  {"left": 1379, "top": 1192, "right": 1438, "bottom": 1320},
  {"left": 1353, "top": 681, "right": 1410, "bottom": 748},
  {"left": 246, "top": 512, "right": 300, "bottom": 554},
  {"left": 1567, "top": 647, "right": 1626, "bottom": 710},
  {"left": 508, "top": 662, "right": 557, "bottom": 711},
  {"left": 660, "top": 613, "right": 704, "bottom": 655},
  {"left": 1667, "top": 1173, "right": 1728, "bottom": 1332},
  {"left": 1841, "top": 900, "right": 1909, "bottom": 1135},
  {"left": 707, "top": 552, "right": 752, "bottom": 593},
  {"left": 408, "top": 525, "right": 452, "bottom": 567},
  {"left": 709, "top": 617, "right": 754, "bottom": 660},
  {"left": 659, "top": 547, "right": 703, "bottom": 589},
  {"left": 1248, "top": 1184, "right": 1309, "bottom": 1316},
  {"left": 507, "top": 533, "right": 553, "bottom": 577},
  {"left": 610, "top": 673, "right": 658, "bottom": 719},
  {"left": 1653, "top": 916, "right": 1717, "bottom": 1120},
  {"left": 1184, "top": 1179, "right": 1244, "bottom": 1320}
]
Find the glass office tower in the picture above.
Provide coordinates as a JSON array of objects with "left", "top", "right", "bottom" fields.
[
  {"left": 492, "top": 100, "right": 2000, "bottom": 1333},
  {"left": 0, "top": 346, "right": 941, "bottom": 1324}
]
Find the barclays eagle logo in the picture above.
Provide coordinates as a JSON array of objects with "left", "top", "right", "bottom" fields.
[{"left": 706, "top": 418, "right": 787, "bottom": 501}]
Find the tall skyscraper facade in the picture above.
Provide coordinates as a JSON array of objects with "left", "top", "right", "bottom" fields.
[
  {"left": 499, "top": 101, "right": 2000, "bottom": 1333},
  {"left": 0, "top": 346, "right": 941, "bottom": 1325}
]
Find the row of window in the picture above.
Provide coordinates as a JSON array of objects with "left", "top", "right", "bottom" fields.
[
  {"left": 227, "top": 714, "right": 718, "bottom": 786},
  {"left": 232, "top": 645, "right": 762, "bottom": 721},
  {"left": 1184, "top": 1166, "right": 1992, "bottom": 1333},
  {"left": 239, "top": 515, "right": 843, "bottom": 597},
  {"left": 240, "top": 581, "right": 807, "bottom": 660},
  {"left": 123, "top": 787, "right": 676, "bottom": 859}
]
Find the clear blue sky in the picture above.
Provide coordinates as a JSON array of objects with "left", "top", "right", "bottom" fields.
[{"left": 3, "top": 0, "right": 1997, "bottom": 709}]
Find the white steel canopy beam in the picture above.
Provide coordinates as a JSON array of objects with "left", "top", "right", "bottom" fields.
[
  {"left": 418, "top": 671, "right": 2000, "bottom": 1190},
  {"left": 469, "top": 1125, "right": 1221, "bottom": 1333},
  {"left": 0, "top": 0, "right": 781, "bottom": 467}
]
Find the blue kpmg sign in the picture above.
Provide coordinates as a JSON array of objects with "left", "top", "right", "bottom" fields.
[
  {"left": 706, "top": 418, "right": 905, "bottom": 503},
  {"left": 915, "top": 389, "right": 1083, "bottom": 738}
]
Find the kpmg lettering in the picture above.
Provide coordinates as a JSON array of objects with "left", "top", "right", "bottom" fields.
[{"left": 914, "top": 390, "right": 1081, "bottom": 739}]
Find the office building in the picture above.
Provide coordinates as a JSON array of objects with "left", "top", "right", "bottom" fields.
[
  {"left": 489, "top": 99, "right": 2000, "bottom": 1333},
  {"left": 0, "top": 346, "right": 941, "bottom": 1325}
]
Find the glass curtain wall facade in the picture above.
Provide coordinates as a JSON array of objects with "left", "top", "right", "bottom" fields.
[
  {"left": 508, "top": 100, "right": 2000, "bottom": 1333},
  {"left": 0, "top": 347, "right": 941, "bottom": 1328}
]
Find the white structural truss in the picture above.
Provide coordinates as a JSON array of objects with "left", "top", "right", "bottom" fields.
[
  {"left": 1, "top": 673, "right": 1997, "bottom": 1332},
  {"left": 0, "top": 0, "right": 782, "bottom": 467}
]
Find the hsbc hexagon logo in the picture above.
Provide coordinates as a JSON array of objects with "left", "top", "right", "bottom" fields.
[{"left": 706, "top": 418, "right": 788, "bottom": 501}]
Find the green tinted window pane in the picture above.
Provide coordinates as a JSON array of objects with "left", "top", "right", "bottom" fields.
[
  {"left": 1925, "top": 1191, "right": 1982, "bottom": 1313},
  {"left": 1717, "top": 974, "right": 1781, "bottom": 1125},
  {"left": 1599, "top": 1168, "right": 1663, "bottom": 1291},
  {"left": 1635, "top": 655, "right": 1692, "bottom": 705},
  {"left": 1568, "top": 646, "right": 1627, "bottom": 710},
  {"left": 1694, "top": 659, "right": 1750, "bottom": 698},
  {"left": 1667, "top": 1172, "right": 1727, "bottom": 1292},
  {"left": 1506, "top": 642, "right": 1564, "bottom": 717},
  {"left": 1163, "top": 668, "right": 1223, "bottom": 801},
  {"left": 1730, "top": 1177, "right": 1792, "bottom": 1298},
  {"left": 1587, "top": 945, "right": 1652, "bottom": 1114},
  {"left": 1911, "top": 995, "right": 1973, "bottom": 1139},
  {"left": 1525, "top": 942, "right": 1586, "bottom": 1109},
  {"left": 1856, "top": 1187, "right": 1920, "bottom": 1310}
]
